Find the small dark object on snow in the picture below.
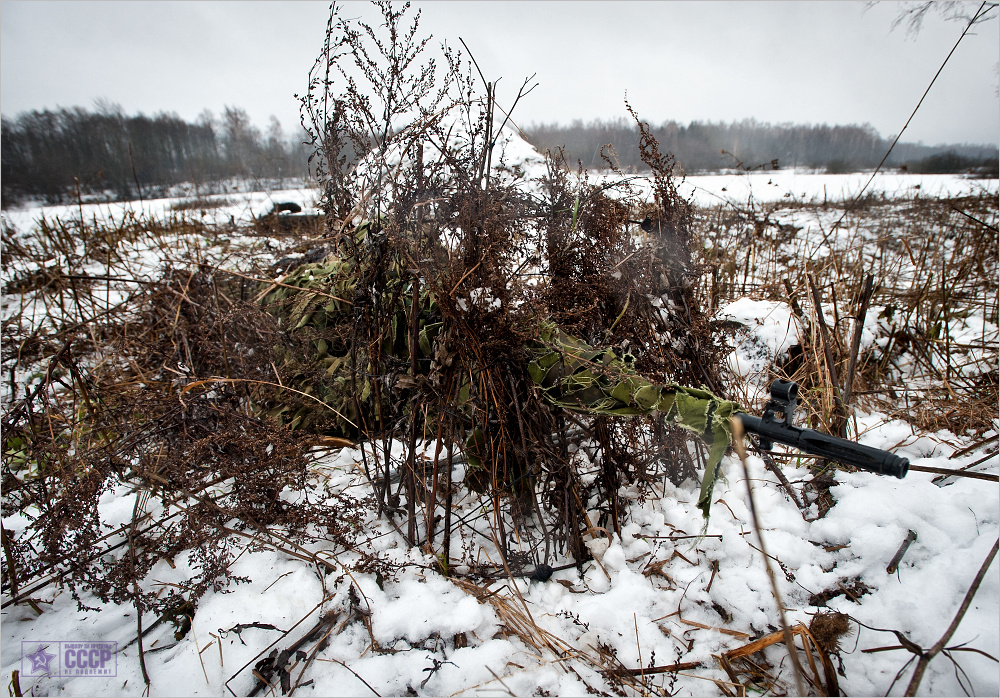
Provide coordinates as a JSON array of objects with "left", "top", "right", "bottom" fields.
[
  {"left": 255, "top": 202, "right": 323, "bottom": 235},
  {"left": 529, "top": 564, "right": 554, "bottom": 582},
  {"left": 808, "top": 611, "right": 852, "bottom": 654}
]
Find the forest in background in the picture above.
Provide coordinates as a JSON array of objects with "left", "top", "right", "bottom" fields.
[
  {"left": 2, "top": 106, "right": 997, "bottom": 208},
  {"left": 1, "top": 104, "right": 313, "bottom": 207},
  {"left": 523, "top": 117, "right": 999, "bottom": 176}
]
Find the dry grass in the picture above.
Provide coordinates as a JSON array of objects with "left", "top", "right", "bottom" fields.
[
  {"left": 170, "top": 196, "right": 235, "bottom": 211},
  {"left": 694, "top": 188, "right": 998, "bottom": 438}
]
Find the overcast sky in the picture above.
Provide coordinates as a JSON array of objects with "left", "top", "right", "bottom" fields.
[{"left": 1, "top": 1, "right": 997, "bottom": 146}]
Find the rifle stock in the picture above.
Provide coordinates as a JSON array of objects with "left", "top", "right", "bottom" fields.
[{"left": 736, "top": 380, "right": 909, "bottom": 479}]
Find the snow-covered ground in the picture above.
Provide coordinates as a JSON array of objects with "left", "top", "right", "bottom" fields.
[
  {"left": 1, "top": 184, "right": 323, "bottom": 238},
  {"left": 3, "top": 433, "right": 996, "bottom": 697},
  {"left": 2, "top": 163, "right": 997, "bottom": 696},
  {"left": 676, "top": 169, "right": 996, "bottom": 208},
  {"left": 2, "top": 171, "right": 995, "bottom": 238}
]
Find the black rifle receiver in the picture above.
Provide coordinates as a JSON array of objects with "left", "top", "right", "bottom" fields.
[{"left": 737, "top": 379, "right": 909, "bottom": 478}]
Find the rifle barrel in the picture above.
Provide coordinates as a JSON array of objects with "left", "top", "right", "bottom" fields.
[{"left": 737, "top": 413, "right": 909, "bottom": 479}]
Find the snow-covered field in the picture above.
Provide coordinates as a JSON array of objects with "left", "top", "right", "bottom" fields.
[
  {"left": 1, "top": 170, "right": 993, "bottom": 237},
  {"left": 2, "top": 166, "right": 997, "bottom": 697}
]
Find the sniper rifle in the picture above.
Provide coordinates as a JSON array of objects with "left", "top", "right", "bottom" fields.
[{"left": 737, "top": 379, "right": 909, "bottom": 478}]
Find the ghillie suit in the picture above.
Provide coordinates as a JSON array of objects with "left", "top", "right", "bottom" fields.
[
  {"left": 259, "top": 220, "right": 740, "bottom": 526},
  {"left": 257, "top": 111, "right": 740, "bottom": 569},
  {"left": 271, "top": 1, "right": 738, "bottom": 565}
]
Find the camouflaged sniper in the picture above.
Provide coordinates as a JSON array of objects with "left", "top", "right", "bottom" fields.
[{"left": 260, "top": 221, "right": 741, "bottom": 519}]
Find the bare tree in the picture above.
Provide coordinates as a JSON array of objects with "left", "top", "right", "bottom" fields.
[{"left": 873, "top": 0, "right": 999, "bottom": 36}]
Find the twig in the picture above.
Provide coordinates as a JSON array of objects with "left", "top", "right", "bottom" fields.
[
  {"left": 179, "top": 377, "right": 357, "bottom": 428},
  {"left": 886, "top": 530, "right": 918, "bottom": 575},
  {"left": 732, "top": 417, "right": 808, "bottom": 697},
  {"left": 949, "top": 204, "right": 999, "bottom": 232},
  {"left": 830, "top": 1, "right": 995, "bottom": 233},
  {"left": 290, "top": 618, "right": 341, "bottom": 696},
  {"left": 485, "top": 665, "right": 517, "bottom": 697},
  {"left": 680, "top": 618, "right": 750, "bottom": 638},
  {"left": 314, "top": 657, "right": 381, "bottom": 696},
  {"left": 633, "top": 613, "right": 644, "bottom": 683},
  {"left": 1, "top": 525, "right": 19, "bottom": 601},
  {"left": 224, "top": 597, "right": 334, "bottom": 696},
  {"left": 602, "top": 661, "right": 703, "bottom": 678},
  {"left": 808, "top": 273, "right": 847, "bottom": 431},
  {"left": 129, "top": 494, "right": 151, "bottom": 689},
  {"left": 203, "top": 264, "right": 352, "bottom": 305},
  {"left": 907, "top": 464, "right": 998, "bottom": 482},
  {"left": 751, "top": 440, "right": 804, "bottom": 510},
  {"left": 864, "top": 645, "right": 999, "bottom": 662},
  {"left": 954, "top": 449, "right": 1000, "bottom": 471},
  {"left": 950, "top": 433, "right": 998, "bottom": 460},
  {"left": 190, "top": 615, "right": 210, "bottom": 686},
  {"left": 904, "top": 538, "right": 998, "bottom": 695},
  {"left": 840, "top": 273, "right": 874, "bottom": 437}
]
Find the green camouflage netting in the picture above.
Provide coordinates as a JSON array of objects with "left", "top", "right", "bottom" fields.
[{"left": 527, "top": 323, "right": 740, "bottom": 519}]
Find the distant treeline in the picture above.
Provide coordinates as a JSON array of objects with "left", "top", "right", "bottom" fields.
[
  {"left": 3, "top": 107, "right": 997, "bottom": 208},
  {"left": 1, "top": 104, "right": 312, "bottom": 206},
  {"left": 522, "top": 117, "right": 999, "bottom": 176}
]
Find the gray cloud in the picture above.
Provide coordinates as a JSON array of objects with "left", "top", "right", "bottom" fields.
[{"left": 1, "top": 1, "right": 997, "bottom": 146}]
